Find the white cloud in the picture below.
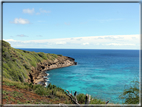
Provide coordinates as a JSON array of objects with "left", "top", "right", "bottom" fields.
[
  {"left": 105, "top": 43, "right": 135, "bottom": 46},
  {"left": 22, "top": 8, "right": 50, "bottom": 15},
  {"left": 4, "top": 34, "right": 140, "bottom": 49},
  {"left": 21, "top": 41, "right": 31, "bottom": 43},
  {"left": 56, "top": 41, "right": 66, "bottom": 45},
  {"left": 12, "top": 18, "right": 30, "bottom": 24},
  {"left": 82, "top": 42, "right": 89, "bottom": 45},
  {"left": 3, "top": 39, "right": 16, "bottom": 42},
  {"left": 39, "top": 8, "right": 51, "bottom": 13},
  {"left": 23, "top": 8, "right": 34, "bottom": 14},
  {"left": 36, "top": 9, "right": 51, "bottom": 15},
  {"left": 17, "top": 34, "right": 28, "bottom": 37}
]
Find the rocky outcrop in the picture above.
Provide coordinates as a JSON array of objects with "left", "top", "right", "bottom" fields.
[{"left": 27, "top": 56, "right": 77, "bottom": 84}]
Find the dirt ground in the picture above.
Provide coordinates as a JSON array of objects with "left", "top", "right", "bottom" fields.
[{"left": 2, "top": 83, "right": 72, "bottom": 105}]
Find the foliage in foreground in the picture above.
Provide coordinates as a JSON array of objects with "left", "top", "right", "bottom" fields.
[
  {"left": 3, "top": 78, "right": 67, "bottom": 98},
  {"left": 3, "top": 78, "right": 106, "bottom": 104},
  {"left": 119, "top": 80, "right": 139, "bottom": 104},
  {"left": 76, "top": 93, "right": 105, "bottom": 104}
]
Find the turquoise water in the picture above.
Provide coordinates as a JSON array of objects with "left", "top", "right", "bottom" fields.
[{"left": 19, "top": 49, "right": 139, "bottom": 103}]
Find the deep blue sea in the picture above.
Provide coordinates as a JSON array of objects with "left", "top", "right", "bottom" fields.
[{"left": 19, "top": 49, "right": 139, "bottom": 104}]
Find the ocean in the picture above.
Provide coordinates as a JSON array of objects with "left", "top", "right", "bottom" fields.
[{"left": 18, "top": 49, "right": 139, "bottom": 104}]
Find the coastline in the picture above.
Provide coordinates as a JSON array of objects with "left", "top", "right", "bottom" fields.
[
  {"left": 33, "top": 57, "right": 77, "bottom": 86},
  {"left": 34, "top": 71, "right": 48, "bottom": 86}
]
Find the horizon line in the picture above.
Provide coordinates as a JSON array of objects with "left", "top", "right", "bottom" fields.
[{"left": 16, "top": 48, "right": 140, "bottom": 50}]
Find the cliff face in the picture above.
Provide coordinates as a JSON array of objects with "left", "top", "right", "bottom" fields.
[{"left": 28, "top": 56, "right": 77, "bottom": 84}]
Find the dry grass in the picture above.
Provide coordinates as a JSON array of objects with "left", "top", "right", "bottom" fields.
[
  {"left": 55, "top": 91, "right": 67, "bottom": 98},
  {"left": 3, "top": 77, "right": 29, "bottom": 89}
]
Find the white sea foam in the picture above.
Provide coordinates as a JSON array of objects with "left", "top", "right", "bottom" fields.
[
  {"left": 44, "top": 82, "right": 47, "bottom": 87},
  {"left": 43, "top": 76, "right": 48, "bottom": 78}
]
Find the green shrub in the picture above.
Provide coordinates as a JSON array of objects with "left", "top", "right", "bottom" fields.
[
  {"left": 53, "top": 85, "right": 56, "bottom": 88},
  {"left": 76, "top": 93, "right": 105, "bottom": 104},
  {"left": 17, "top": 100, "right": 22, "bottom": 104},
  {"left": 34, "top": 87, "right": 48, "bottom": 95},
  {"left": 47, "top": 83, "right": 53, "bottom": 89},
  {"left": 32, "top": 84, "right": 42, "bottom": 90},
  {"left": 10, "top": 98, "right": 15, "bottom": 102},
  {"left": 58, "top": 54, "right": 63, "bottom": 57},
  {"left": 2, "top": 40, "right": 11, "bottom": 47},
  {"left": 3, "top": 96, "right": 9, "bottom": 99},
  {"left": 51, "top": 54, "right": 58, "bottom": 59},
  {"left": 3, "top": 90, "right": 9, "bottom": 95},
  {"left": 38, "top": 52, "right": 47, "bottom": 60},
  {"left": 77, "top": 93, "right": 86, "bottom": 103},
  {"left": 90, "top": 98, "right": 105, "bottom": 104},
  {"left": 119, "top": 80, "right": 139, "bottom": 104},
  {"left": 12, "top": 91, "right": 23, "bottom": 98},
  {"left": 26, "top": 100, "right": 31, "bottom": 103},
  {"left": 24, "top": 82, "right": 29, "bottom": 86},
  {"left": 55, "top": 91, "right": 66, "bottom": 98}
]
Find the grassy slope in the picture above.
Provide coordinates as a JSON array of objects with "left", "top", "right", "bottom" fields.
[
  {"left": 2, "top": 40, "right": 58, "bottom": 82},
  {"left": 3, "top": 78, "right": 106, "bottom": 104},
  {"left": 2, "top": 78, "right": 73, "bottom": 104}
]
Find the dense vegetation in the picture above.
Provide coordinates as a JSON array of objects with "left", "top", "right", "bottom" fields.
[{"left": 2, "top": 40, "right": 58, "bottom": 82}]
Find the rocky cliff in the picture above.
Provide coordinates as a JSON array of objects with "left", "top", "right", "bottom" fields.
[{"left": 28, "top": 56, "right": 77, "bottom": 84}]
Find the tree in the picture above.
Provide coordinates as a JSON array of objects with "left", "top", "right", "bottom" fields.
[{"left": 119, "top": 80, "right": 139, "bottom": 104}]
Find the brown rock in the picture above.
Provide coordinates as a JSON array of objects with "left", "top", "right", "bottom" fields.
[{"left": 28, "top": 56, "right": 77, "bottom": 84}]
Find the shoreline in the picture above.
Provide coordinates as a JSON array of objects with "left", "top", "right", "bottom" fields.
[
  {"left": 29, "top": 55, "right": 77, "bottom": 86},
  {"left": 35, "top": 71, "right": 48, "bottom": 86},
  {"left": 35, "top": 65, "right": 76, "bottom": 87}
]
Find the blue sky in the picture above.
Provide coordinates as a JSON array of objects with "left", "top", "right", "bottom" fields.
[{"left": 3, "top": 3, "right": 140, "bottom": 49}]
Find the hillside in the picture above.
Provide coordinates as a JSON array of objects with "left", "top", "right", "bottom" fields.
[
  {"left": 2, "top": 40, "right": 77, "bottom": 84},
  {"left": 2, "top": 78, "right": 106, "bottom": 105},
  {"left": 2, "top": 78, "right": 73, "bottom": 104},
  {"left": 2, "top": 40, "right": 107, "bottom": 105}
]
